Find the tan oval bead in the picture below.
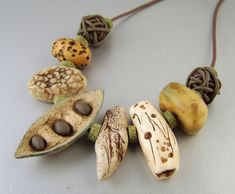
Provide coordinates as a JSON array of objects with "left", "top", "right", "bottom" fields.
[
  {"left": 51, "top": 38, "right": 91, "bottom": 69},
  {"left": 28, "top": 66, "right": 87, "bottom": 103},
  {"left": 130, "top": 101, "right": 180, "bottom": 180},
  {"left": 159, "top": 82, "right": 208, "bottom": 135}
]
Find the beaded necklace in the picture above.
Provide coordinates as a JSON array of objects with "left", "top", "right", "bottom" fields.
[{"left": 15, "top": 0, "right": 224, "bottom": 180}]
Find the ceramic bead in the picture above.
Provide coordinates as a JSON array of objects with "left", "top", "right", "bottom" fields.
[{"left": 159, "top": 82, "right": 208, "bottom": 135}]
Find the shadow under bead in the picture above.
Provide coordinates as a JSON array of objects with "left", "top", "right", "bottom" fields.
[
  {"left": 78, "top": 15, "right": 112, "bottom": 47},
  {"left": 186, "top": 67, "right": 221, "bottom": 104}
]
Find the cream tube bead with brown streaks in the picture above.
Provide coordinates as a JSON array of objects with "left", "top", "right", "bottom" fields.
[
  {"left": 95, "top": 106, "right": 128, "bottom": 180},
  {"left": 129, "top": 101, "right": 180, "bottom": 179}
]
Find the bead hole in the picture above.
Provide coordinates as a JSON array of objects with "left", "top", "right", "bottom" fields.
[{"left": 156, "top": 169, "right": 175, "bottom": 178}]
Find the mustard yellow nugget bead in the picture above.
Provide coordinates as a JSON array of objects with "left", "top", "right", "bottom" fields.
[{"left": 159, "top": 82, "right": 208, "bottom": 135}]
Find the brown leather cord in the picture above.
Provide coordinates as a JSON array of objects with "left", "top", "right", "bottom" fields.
[
  {"left": 186, "top": 0, "right": 224, "bottom": 104},
  {"left": 211, "top": 0, "right": 224, "bottom": 68},
  {"left": 111, "top": 0, "right": 163, "bottom": 21},
  {"left": 78, "top": 0, "right": 163, "bottom": 47}
]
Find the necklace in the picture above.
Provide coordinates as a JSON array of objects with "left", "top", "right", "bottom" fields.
[{"left": 15, "top": 0, "right": 224, "bottom": 180}]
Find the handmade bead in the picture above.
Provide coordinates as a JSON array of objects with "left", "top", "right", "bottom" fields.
[
  {"left": 128, "top": 125, "right": 138, "bottom": 144},
  {"left": 186, "top": 67, "right": 221, "bottom": 104},
  {"left": 78, "top": 15, "right": 113, "bottom": 47},
  {"left": 28, "top": 65, "right": 87, "bottom": 103},
  {"left": 130, "top": 101, "right": 180, "bottom": 180},
  {"left": 51, "top": 38, "right": 91, "bottom": 69},
  {"left": 95, "top": 106, "right": 128, "bottom": 180},
  {"left": 88, "top": 122, "right": 102, "bottom": 142},
  {"left": 15, "top": 90, "right": 104, "bottom": 159},
  {"left": 163, "top": 110, "right": 178, "bottom": 129},
  {"left": 159, "top": 82, "right": 208, "bottom": 135}
]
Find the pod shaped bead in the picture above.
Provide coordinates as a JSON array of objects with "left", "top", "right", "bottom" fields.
[
  {"left": 130, "top": 101, "right": 180, "bottom": 180},
  {"left": 95, "top": 106, "right": 128, "bottom": 180},
  {"left": 15, "top": 90, "right": 104, "bottom": 159},
  {"left": 159, "top": 82, "right": 208, "bottom": 135},
  {"left": 28, "top": 66, "right": 87, "bottom": 103},
  {"left": 52, "top": 38, "right": 91, "bottom": 69}
]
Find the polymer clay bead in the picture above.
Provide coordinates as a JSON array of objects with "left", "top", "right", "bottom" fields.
[
  {"left": 52, "top": 38, "right": 91, "bottom": 69},
  {"left": 186, "top": 66, "right": 221, "bottom": 104},
  {"left": 159, "top": 82, "right": 208, "bottom": 135},
  {"left": 78, "top": 15, "right": 113, "bottom": 47},
  {"left": 28, "top": 65, "right": 87, "bottom": 103},
  {"left": 130, "top": 101, "right": 180, "bottom": 180},
  {"left": 95, "top": 106, "right": 128, "bottom": 180},
  {"left": 15, "top": 90, "right": 104, "bottom": 159}
]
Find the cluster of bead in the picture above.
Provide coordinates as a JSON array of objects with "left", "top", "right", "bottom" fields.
[{"left": 15, "top": 0, "right": 223, "bottom": 181}]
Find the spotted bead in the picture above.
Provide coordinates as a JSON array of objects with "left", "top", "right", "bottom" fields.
[{"left": 52, "top": 38, "right": 91, "bottom": 69}]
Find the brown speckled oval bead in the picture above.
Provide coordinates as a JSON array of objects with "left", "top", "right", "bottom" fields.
[{"left": 51, "top": 38, "right": 91, "bottom": 69}]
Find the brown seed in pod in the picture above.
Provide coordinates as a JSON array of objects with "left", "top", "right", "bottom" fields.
[{"left": 30, "top": 135, "right": 47, "bottom": 151}]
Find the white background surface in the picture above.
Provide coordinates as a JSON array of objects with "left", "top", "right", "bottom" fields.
[{"left": 1, "top": 0, "right": 235, "bottom": 193}]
